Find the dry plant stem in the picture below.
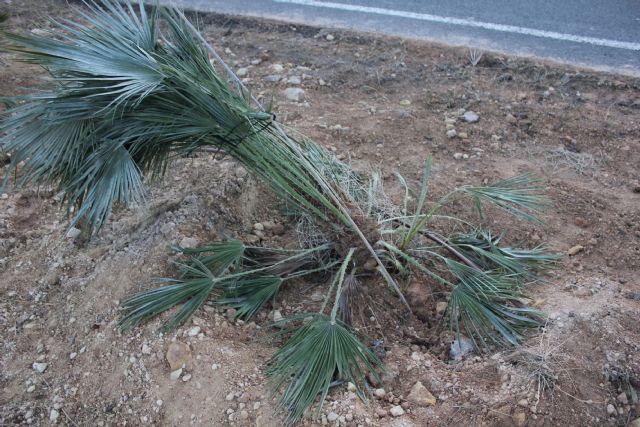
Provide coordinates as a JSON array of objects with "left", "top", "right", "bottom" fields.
[
  {"left": 423, "top": 231, "right": 482, "bottom": 271},
  {"left": 173, "top": 7, "right": 412, "bottom": 312}
]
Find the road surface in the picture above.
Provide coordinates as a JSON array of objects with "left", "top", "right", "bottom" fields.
[{"left": 158, "top": 0, "right": 640, "bottom": 76}]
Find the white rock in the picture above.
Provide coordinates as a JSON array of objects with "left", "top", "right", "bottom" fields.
[
  {"left": 327, "top": 412, "right": 339, "bottom": 422},
  {"left": 453, "top": 152, "right": 464, "bottom": 160},
  {"left": 32, "top": 362, "right": 48, "bottom": 373},
  {"left": 188, "top": 326, "right": 201, "bottom": 336},
  {"left": 287, "top": 76, "right": 302, "bottom": 85},
  {"left": 606, "top": 404, "right": 616, "bottom": 415},
  {"left": 271, "top": 63, "right": 284, "bottom": 72},
  {"left": 283, "top": 87, "right": 305, "bottom": 102},
  {"left": 180, "top": 237, "right": 199, "bottom": 249},
  {"left": 273, "top": 310, "right": 283, "bottom": 323},
  {"left": 374, "top": 388, "right": 386, "bottom": 399},
  {"left": 389, "top": 405, "right": 405, "bottom": 417},
  {"left": 169, "top": 368, "right": 182, "bottom": 380},
  {"left": 182, "top": 374, "right": 192, "bottom": 382},
  {"left": 236, "top": 67, "right": 249, "bottom": 77},
  {"left": 264, "top": 75, "right": 281, "bottom": 82},
  {"left": 142, "top": 344, "right": 152, "bottom": 355},
  {"left": 463, "top": 111, "right": 479, "bottom": 123},
  {"left": 325, "top": 34, "right": 335, "bottom": 41},
  {"left": 446, "top": 129, "right": 457, "bottom": 138},
  {"left": 66, "top": 227, "right": 81, "bottom": 239},
  {"left": 253, "top": 222, "right": 264, "bottom": 231},
  {"left": 69, "top": 352, "right": 77, "bottom": 360},
  {"left": 49, "top": 409, "right": 59, "bottom": 423}
]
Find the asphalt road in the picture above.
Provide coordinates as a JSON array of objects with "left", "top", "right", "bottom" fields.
[{"left": 159, "top": 0, "right": 640, "bottom": 76}]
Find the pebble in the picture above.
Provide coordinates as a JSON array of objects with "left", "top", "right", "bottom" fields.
[
  {"left": 253, "top": 222, "right": 264, "bottom": 231},
  {"left": 0, "top": 193, "right": 7, "bottom": 200},
  {"left": 32, "top": 362, "right": 48, "bottom": 373},
  {"left": 325, "top": 34, "right": 335, "bottom": 41},
  {"left": 27, "top": 385, "right": 36, "bottom": 393},
  {"left": 188, "top": 326, "right": 201, "bottom": 337},
  {"left": 287, "top": 75, "right": 302, "bottom": 85},
  {"left": 463, "top": 111, "right": 479, "bottom": 123},
  {"left": 264, "top": 74, "right": 281, "bottom": 82},
  {"left": 458, "top": 131, "right": 469, "bottom": 139},
  {"left": 399, "top": 99, "right": 411, "bottom": 106},
  {"left": 166, "top": 341, "right": 192, "bottom": 370},
  {"left": 182, "top": 374, "right": 192, "bottom": 382},
  {"left": 327, "top": 412, "right": 339, "bottom": 422},
  {"left": 407, "top": 381, "right": 437, "bottom": 406},
  {"left": 273, "top": 310, "right": 283, "bottom": 323},
  {"left": 617, "top": 392, "right": 628, "bottom": 405},
  {"left": 142, "top": 344, "right": 152, "bottom": 355},
  {"left": 567, "top": 245, "right": 584, "bottom": 256},
  {"left": 453, "top": 152, "right": 468, "bottom": 160},
  {"left": 236, "top": 67, "right": 248, "bottom": 77},
  {"left": 347, "top": 382, "right": 357, "bottom": 392},
  {"left": 389, "top": 405, "right": 405, "bottom": 417},
  {"left": 169, "top": 368, "right": 182, "bottom": 380},
  {"left": 436, "top": 301, "right": 448, "bottom": 314},
  {"left": 517, "top": 398, "right": 529, "bottom": 407},
  {"left": 607, "top": 403, "right": 616, "bottom": 415},
  {"left": 283, "top": 87, "right": 305, "bottom": 102},
  {"left": 374, "top": 388, "right": 386, "bottom": 399},
  {"left": 446, "top": 129, "right": 457, "bottom": 138},
  {"left": 69, "top": 352, "right": 77, "bottom": 360},
  {"left": 375, "top": 408, "right": 388, "bottom": 418},
  {"left": 271, "top": 63, "right": 284, "bottom": 72},
  {"left": 180, "top": 237, "right": 199, "bottom": 249},
  {"left": 49, "top": 409, "right": 59, "bottom": 423},
  {"left": 66, "top": 227, "right": 81, "bottom": 239},
  {"left": 450, "top": 336, "right": 474, "bottom": 360}
]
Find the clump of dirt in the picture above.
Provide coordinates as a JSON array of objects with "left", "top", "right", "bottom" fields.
[{"left": 1, "top": 1, "right": 639, "bottom": 426}]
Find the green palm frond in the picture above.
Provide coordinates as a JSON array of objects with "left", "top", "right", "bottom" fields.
[
  {"left": 218, "top": 276, "right": 283, "bottom": 320},
  {"left": 462, "top": 174, "right": 550, "bottom": 223},
  {"left": 446, "top": 259, "right": 541, "bottom": 348},
  {"left": 266, "top": 314, "right": 381, "bottom": 425}
]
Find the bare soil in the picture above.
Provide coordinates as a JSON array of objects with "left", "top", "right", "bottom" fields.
[{"left": 1, "top": 1, "right": 639, "bottom": 426}]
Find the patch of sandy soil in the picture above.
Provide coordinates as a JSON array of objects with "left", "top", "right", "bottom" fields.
[{"left": 1, "top": 1, "right": 639, "bottom": 426}]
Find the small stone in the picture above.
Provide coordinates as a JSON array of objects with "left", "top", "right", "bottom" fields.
[
  {"left": 617, "top": 392, "right": 628, "bottom": 405},
  {"left": 408, "top": 381, "right": 436, "bottom": 406},
  {"left": 66, "top": 227, "right": 81, "bottom": 239},
  {"left": 236, "top": 67, "right": 248, "bottom": 77},
  {"left": 166, "top": 341, "right": 192, "bottom": 370},
  {"left": 287, "top": 75, "right": 301, "bottom": 85},
  {"left": 27, "top": 385, "right": 36, "bottom": 393},
  {"left": 182, "top": 373, "right": 192, "bottom": 382},
  {"left": 0, "top": 193, "right": 8, "bottom": 200},
  {"left": 347, "top": 382, "right": 357, "bottom": 392},
  {"left": 517, "top": 398, "right": 529, "bottom": 407},
  {"left": 399, "top": 99, "right": 411, "bottom": 106},
  {"left": 49, "top": 409, "right": 59, "bottom": 423},
  {"left": 444, "top": 117, "right": 457, "bottom": 124},
  {"left": 325, "top": 34, "right": 335, "bottom": 41},
  {"left": 436, "top": 301, "right": 448, "bottom": 315},
  {"left": 458, "top": 131, "right": 469, "bottom": 139},
  {"left": 238, "top": 410, "right": 249, "bottom": 420},
  {"left": 567, "top": 245, "right": 584, "bottom": 256},
  {"left": 273, "top": 310, "right": 283, "bottom": 323},
  {"left": 250, "top": 59, "right": 262, "bottom": 65},
  {"left": 450, "top": 336, "right": 474, "bottom": 360},
  {"left": 389, "top": 405, "right": 405, "bottom": 417},
  {"left": 271, "top": 63, "right": 284, "bottom": 72},
  {"left": 607, "top": 403, "right": 616, "bottom": 415},
  {"left": 169, "top": 368, "right": 182, "bottom": 380},
  {"left": 374, "top": 388, "right": 386, "bottom": 399},
  {"left": 463, "top": 111, "right": 479, "bottom": 123},
  {"left": 327, "top": 412, "right": 339, "bottom": 422},
  {"left": 375, "top": 408, "right": 388, "bottom": 418},
  {"left": 180, "top": 237, "right": 199, "bottom": 249},
  {"left": 253, "top": 222, "right": 264, "bottom": 231},
  {"left": 226, "top": 392, "right": 235, "bottom": 401},
  {"left": 187, "top": 326, "right": 201, "bottom": 336},
  {"left": 142, "top": 344, "right": 152, "bottom": 355},
  {"left": 514, "top": 412, "right": 526, "bottom": 427},
  {"left": 453, "top": 152, "right": 464, "bottom": 160},
  {"left": 284, "top": 87, "right": 305, "bottom": 102},
  {"left": 32, "top": 362, "right": 48, "bottom": 373},
  {"left": 506, "top": 113, "right": 517, "bottom": 124},
  {"left": 69, "top": 352, "right": 77, "bottom": 360},
  {"left": 447, "top": 129, "right": 457, "bottom": 138},
  {"left": 265, "top": 74, "right": 281, "bottom": 82}
]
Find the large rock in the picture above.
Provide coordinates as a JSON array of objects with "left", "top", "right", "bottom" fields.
[
  {"left": 166, "top": 341, "right": 192, "bottom": 371},
  {"left": 407, "top": 381, "right": 436, "bottom": 407}
]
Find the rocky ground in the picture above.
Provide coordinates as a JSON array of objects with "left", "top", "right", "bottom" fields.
[{"left": 1, "top": 1, "right": 640, "bottom": 426}]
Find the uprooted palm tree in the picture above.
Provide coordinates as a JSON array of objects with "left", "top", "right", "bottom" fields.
[{"left": 0, "top": 1, "right": 557, "bottom": 424}]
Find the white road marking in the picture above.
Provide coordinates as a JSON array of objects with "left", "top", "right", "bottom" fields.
[{"left": 273, "top": 0, "right": 640, "bottom": 51}]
